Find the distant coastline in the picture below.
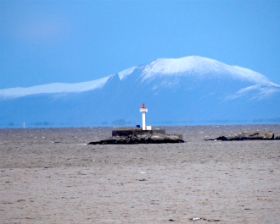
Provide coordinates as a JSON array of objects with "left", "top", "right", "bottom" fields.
[{"left": 1, "top": 121, "right": 280, "bottom": 129}]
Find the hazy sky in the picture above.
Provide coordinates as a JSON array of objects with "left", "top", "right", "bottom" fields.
[{"left": 1, "top": 0, "right": 280, "bottom": 88}]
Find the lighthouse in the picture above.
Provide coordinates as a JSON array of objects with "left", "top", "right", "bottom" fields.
[
  {"left": 140, "top": 104, "right": 148, "bottom": 130},
  {"left": 91, "top": 104, "right": 184, "bottom": 144}
]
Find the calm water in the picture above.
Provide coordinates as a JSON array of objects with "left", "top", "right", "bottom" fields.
[
  {"left": 1, "top": 125, "right": 280, "bottom": 224},
  {"left": 0, "top": 125, "right": 280, "bottom": 144}
]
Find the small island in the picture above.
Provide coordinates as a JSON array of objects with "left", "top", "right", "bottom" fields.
[
  {"left": 206, "top": 131, "right": 280, "bottom": 141},
  {"left": 88, "top": 104, "right": 184, "bottom": 145}
]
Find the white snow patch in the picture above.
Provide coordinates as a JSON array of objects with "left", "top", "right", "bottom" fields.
[
  {"left": 1, "top": 55, "right": 279, "bottom": 100},
  {"left": 142, "top": 56, "right": 272, "bottom": 85},
  {"left": 118, "top": 66, "right": 137, "bottom": 80},
  {"left": 228, "top": 83, "right": 280, "bottom": 100},
  {"left": 0, "top": 75, "right": 112, "bottom": 99}
]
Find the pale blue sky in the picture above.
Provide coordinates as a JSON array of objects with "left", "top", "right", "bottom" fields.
[{"left": 1, "top": 0, "right": 280, "bottom": 88}]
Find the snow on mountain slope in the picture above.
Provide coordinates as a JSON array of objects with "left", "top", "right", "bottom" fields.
[
  {"left": 118, "top": 66, "right": 137, "bottom": 80},
  {"left": 0, "top": 55, "right": 280, "bottom": 127},
  {"left": 140, "top": 56, "right": 280, "bottom": 99},
  {"left": 0, "top": 55, "right": 279, "bottom": 100},
  {"left": 142, "top": 56, "right": 268, "bottom": 83},
  {"left": 0, "top": 75, "right": 112, "bottom": 99}
]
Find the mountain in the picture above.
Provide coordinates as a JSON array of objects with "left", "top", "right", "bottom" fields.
[{"left": 0, "top": 56, "right": 280, "bottom": 127}]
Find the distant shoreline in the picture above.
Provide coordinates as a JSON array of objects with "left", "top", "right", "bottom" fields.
[{"left": 1, "top": 123, "right": 280, "bottom": 130}]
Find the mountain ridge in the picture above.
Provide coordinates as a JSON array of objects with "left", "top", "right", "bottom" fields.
[
  {"left": 1, "top": 55, "right": 279, "bottom": 99},
  {"left": 0, "top": 55, "right": 279, "bottom": 127}
]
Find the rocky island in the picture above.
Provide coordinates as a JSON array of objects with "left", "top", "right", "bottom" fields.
[
  {"left": 88, "top": 128, "right": 184, "bottom": 145},
  {"left": 88, "top": 104, "right": 184, "bottom": 145},
  {"left": 207, "top": 131, "right": 280, "bottom": 141}
]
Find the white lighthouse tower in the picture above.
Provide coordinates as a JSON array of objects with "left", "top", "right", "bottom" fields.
[{"left": 140, "top": 104, "right": 149, "bottom": 130}]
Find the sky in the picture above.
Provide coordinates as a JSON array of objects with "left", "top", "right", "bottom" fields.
[{"left": 1, "top": 0, "right": 280, "bottom": 89}]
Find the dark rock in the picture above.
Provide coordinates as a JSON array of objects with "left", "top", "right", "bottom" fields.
[
  {"left": 137, "top": 178, "right": 147, "bottom": 181},
  {"left": 212, "top": 131, "right": 277, "bottom": 141},
  {"left": 88, "top": 129, "right": 184, "bottom": 145},
  {"left": 216, "top": 136, "right": 228, "bottom": 141}
]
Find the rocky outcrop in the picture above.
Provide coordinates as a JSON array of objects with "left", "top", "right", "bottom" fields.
[
  {"left": 88, "top": 132, "right": 184, "bottom": 145},
  {"left": 208, "top": 131, "right": 280, "bottom": 141}
]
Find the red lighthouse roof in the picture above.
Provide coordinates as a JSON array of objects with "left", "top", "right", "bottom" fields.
[{"left": 141, "top": 103, "right": 146, "bottom": 109}]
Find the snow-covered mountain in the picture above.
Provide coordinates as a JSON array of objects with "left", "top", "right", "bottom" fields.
[{"left": 1, "top": 56, "right": 279, "bottom": 127}]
